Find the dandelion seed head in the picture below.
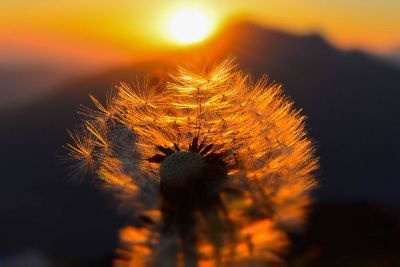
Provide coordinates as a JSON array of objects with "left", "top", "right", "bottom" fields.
[{"left": 65, "top": 58, "right": 318, "bottom": 266}]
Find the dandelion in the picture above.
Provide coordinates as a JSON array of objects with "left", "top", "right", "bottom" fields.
[{"left": 66, "top": 59, "right": 318, "bottom": 266}]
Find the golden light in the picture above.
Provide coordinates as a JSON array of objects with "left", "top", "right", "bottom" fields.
[{"left": 167, "top": 7, "right": 214, "bottom": 45}]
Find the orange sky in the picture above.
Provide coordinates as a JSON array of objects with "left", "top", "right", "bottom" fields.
[{"left": 1, "top": 0, "right": 399, "bottom": 66}]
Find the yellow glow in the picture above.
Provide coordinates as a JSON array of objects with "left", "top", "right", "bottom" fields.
[{"left": 167, "top": 7, "right": 214, "bottom": 45}]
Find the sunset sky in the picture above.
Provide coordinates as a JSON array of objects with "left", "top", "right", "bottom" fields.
[{"left": 1, "top": 0, "right": 399, "bottom": 66}]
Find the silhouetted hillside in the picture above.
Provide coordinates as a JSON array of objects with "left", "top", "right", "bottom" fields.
[
  {"left": 383, "top": 50, "right": 400, "bottom": 67},
  {"left": 208, "top": 22, "right": 400, "bottom": 207},
  {"left": 1, "top": 22, "right": 400, "bottom": 265},
  {"left": 0, "top": 64, "right": 65, "bottom": 109}
]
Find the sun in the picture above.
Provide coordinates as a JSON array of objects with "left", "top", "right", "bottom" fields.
[{"left": 167, "top": 7, "right": 213, "bottom": 45}]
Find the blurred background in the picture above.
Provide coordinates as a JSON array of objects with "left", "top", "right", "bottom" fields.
[{"left": 1, "top": 1, "right": 400, "bottom": 266}]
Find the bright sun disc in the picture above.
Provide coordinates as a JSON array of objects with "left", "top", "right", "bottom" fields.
[{"left": 168, "top": 7, "right": 213, "bottom": 45}]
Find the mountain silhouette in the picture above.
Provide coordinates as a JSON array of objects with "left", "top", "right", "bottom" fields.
[
  {"left": 209, "top": 22, "right": 400, "bottom": 207},
  {"left": 1, "top": 21, "right": 399, "bottom": 265}
]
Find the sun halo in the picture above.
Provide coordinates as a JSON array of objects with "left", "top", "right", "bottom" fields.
[{"left": 167, "top": 7, "right": 214, "bottom": 45}]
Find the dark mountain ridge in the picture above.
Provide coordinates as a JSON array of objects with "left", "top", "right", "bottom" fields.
[{"left": 208, "top": 22, "right": 400, "bottom": 207}]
